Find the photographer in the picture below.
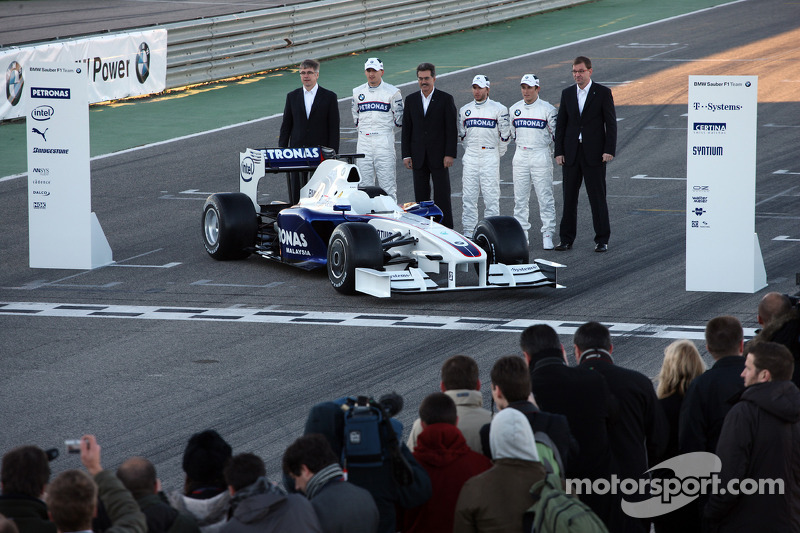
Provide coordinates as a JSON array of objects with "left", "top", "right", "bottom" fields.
[
  {"left": 46, "top": 435, "right": 146, "bottom": 533},
  {"left": 303, "top": 394, "right": 431, "bottom": 533}
]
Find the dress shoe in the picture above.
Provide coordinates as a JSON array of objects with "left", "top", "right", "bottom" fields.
[
  {"left": 554, "top": 242, "right": 572, "bottom": 251},
  {"left": 543, "top": 234, "right": 554, "bottom": 250},
  {"left": 595, "top": 243, "right": 608, "bottom": 253}
]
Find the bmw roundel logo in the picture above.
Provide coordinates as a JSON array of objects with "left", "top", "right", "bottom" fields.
[
  {"left": 136, "top": 42, "right": 151, "bottom": 84},
  {"left": 514, "top": 109, "right": 521, "bottom": 116},
  {"left": 465, "top": 110, "right": 471, "bottom": 116},
  {"left": 358, "top": 94, "right": 365, "bottom": 101},
  {"left": 6, "top": 61, "right": 23, "bottom": 107},
  {"left": 745, "top": 81, "right": 751, "bottom": 87},
  {"left": 76, "top": 67, "right": 82, "bottom": 74}
]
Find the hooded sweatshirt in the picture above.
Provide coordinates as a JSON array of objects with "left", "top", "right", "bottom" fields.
[
  {"left": 704, "top": 380, "right": 800, "bottom": 532},
  {"left": 401, "top": 423, "right": 491, "bottom": 532},
  {"left": 455, "top": 408, "right": 546, "bottom": 533}
]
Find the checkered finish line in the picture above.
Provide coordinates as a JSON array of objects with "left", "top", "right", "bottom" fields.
[{"left": 0, "top": 301, "right": 757, "bottom": 340}]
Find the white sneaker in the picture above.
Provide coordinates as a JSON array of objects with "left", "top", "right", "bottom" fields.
[{"left": 543, "top": 234, "right": 554, "bottom": 250}]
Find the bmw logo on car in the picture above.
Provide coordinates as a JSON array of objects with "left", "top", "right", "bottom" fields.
[
  {"left": 6, "top": 61, "right": 24, "bottom": 106},
  {"left": 135, "top": 42, "right": 150, "bottom": 83}
]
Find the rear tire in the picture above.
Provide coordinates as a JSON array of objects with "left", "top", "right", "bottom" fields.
[
  {"left": 473, "top": 216, "right": 529, "bottom": 266},
  {"left": 202, "top": 193, "right": 257, "bottom": 260},
  {"left": 327, "top": 222, "right": 384, "bottom": 294}
]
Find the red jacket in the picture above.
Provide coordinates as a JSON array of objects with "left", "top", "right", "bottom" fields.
[{"left": 401, "top": 423, "right": 492, "bottom": 533}]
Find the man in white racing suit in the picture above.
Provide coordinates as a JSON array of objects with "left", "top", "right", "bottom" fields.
[
  {"left": 458, "top": 75, "right": 511, "bottom": 237},
  {"left": 510, "top": 74, "right": 557, "bottom": 249},
  {"left": 352, "top": 57, "right": 403, "bottom": 202}
]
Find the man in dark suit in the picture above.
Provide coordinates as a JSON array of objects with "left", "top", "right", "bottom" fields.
[
  {"left": 279, "top": 59, "right": 340, "bottom": 204},
  {"left": 554, "top": 56, "right": 616, "bottom": 252},
  {"left": 401, "top": 62, "right": 458, "bottom": 228}
]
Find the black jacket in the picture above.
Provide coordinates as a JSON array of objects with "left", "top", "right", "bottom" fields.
[
  {"left": 0, "top": 495, "right": 56, "bottom": 533},
  {"left": 478, "top": 400, "right": 577, "bottom": 473},
  {"left": 579, "top": 350, "right": 668, "bottom": 477},
  {"left": 553, "top": 81, "right": 617, "bottom": 166},
  {"left": 679, "top": 355, "right": 745, "bottom": 454},
  {"left": 137, "top": 494, "right": 199, "bottom": 533},
  {"left": 400, "top": 89, "right": 458, "bottom": 169},
  {"left": 704, "top": 381, "right": 800, "bottom": 532},
  {"left": 278, "top": 86, "right": 340, "bottom": 152}
]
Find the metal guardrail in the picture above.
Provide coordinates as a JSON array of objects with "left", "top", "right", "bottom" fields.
[{"left": 163, "top": 0, "right": 585, "bottom": 89}]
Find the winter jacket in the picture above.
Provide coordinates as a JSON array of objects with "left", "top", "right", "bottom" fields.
[
  {"left": 221, "top": 478, "right": 321, "bottom": 533},
  {"left": 306, "top": 466, "right": 378, "bottom": 533},
  {"left": 704, "top": 381, "right": 800, "bottom": 532},
  {"left": 454, "top": 408, "right": 547, "bottom": 533},
  {"left": 0, "top": 495, "right": 57, "bottom": 533},
  {"left": 95, "top": 470, "right": 147, "bottom": 533},
  {"left": 679, "top": 355, "right": 745, "bottom": 454},
  {"left": 402, "top": 423, "right": 492, "bottom": 532},
  {"left": 168, "top": 489, "right": 230, "bottom": 533},
  {"left": 136, "top": 493, "right": 199, "bottom": 533}
]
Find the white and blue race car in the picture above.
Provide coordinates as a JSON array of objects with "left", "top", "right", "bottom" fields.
[{"left": 201, "top": 147, "right": 564, "bottom": 297}]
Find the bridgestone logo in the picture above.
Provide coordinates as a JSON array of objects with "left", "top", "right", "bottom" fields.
[
  {"left": 31, "top": 87, "right": 71, "bottom": 99},
  {"left": 33, "top": 148, "right": 69, "bottom": 154}
]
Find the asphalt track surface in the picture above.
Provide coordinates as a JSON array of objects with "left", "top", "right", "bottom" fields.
[{"left": 2, "top": 0, "right": 800, "bottom": 493}]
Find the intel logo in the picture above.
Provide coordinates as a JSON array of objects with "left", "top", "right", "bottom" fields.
[
  {"left": 240, "top": 157, "right": 255, "bottom": 182},
  {"left": 31, "top": 105, "right": 54, "bottom": 121}
]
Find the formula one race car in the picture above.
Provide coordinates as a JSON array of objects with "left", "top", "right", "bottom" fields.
[{"left": 201, "top": 147, "right": 564, "bottom": 297}]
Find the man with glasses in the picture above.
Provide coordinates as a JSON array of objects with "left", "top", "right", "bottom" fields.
[
  {"left": 553, "top": 56, "right": 616, "bottom": 253},
  {"left": 401, "top": 62, "right": 458, "bottom": 228},
  {"left": 279, "top": 59, "right": 340, "bottom": 204}
]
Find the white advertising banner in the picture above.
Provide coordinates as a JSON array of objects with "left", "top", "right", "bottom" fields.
[
  {"left": 686, "top": 75, "right": 766, "bottom": 293},
  {"left": 2, "top": 28, "right": 166, "bottom": 120},
  {"left": 27, "top": 62, "right": 112, "bottom": 269}
]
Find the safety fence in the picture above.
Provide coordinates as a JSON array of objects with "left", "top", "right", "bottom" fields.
[{"left": 163, "top": 0, "right": 585, "bottom": 88}]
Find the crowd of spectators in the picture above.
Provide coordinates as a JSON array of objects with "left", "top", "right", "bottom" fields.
[{"left": 2, "top": 292, "right": 799, "bottom": 533}]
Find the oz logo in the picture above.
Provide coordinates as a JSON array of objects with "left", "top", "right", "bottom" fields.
[
  {"left": 6, "top": 61, "right": 24, "bottom": 106},
  {"left": 136, "top": 42, "right": 151, "bottom": 83}
]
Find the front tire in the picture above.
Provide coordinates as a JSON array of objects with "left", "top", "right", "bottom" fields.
[
  {"left": 327, "top": 222, "right": 383, "bottom": 294},
  {"left": 202, "top": 193, "right": 257, "bottom": 260},
  {"left": 473, "top": 216, "right": 529, "bottom": 266}
]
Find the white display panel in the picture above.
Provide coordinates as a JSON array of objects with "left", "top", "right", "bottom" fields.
[
  {"left": 26, "top": 62, "right": 112, "bottom": 269},
  {"left": 686, "top": 75, "right": 766, "bottom": 293}
]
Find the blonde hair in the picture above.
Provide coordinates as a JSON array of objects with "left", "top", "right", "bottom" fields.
[{"left": 657, "top": 340, "right": 706, "bottom": 399}]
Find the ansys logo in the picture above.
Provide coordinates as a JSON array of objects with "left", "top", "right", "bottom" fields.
[
  {"left": 136, "top": 42, "right": 151, "bottom": 83},
  {"left": 6, "top": 61, "right": 24, "bottom": 106}
]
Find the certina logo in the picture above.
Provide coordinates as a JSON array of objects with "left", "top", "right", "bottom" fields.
[
  {"left": 31, "top": 87, "right": 70, "bottom": 99},
  {"left": 265, "top": 147, "right": 320, "bottom": 160},
  {"left": 240, "top": 157, "right": 256, "bottom": 182},
  {"left": 358, "top": 101, "right": 390, "bottom": 113},
  {"left": 32, "top": 147, "right": 69, "bottom": 154},
  {"left": 136, "top": 42, "right": 151, "bottom": 83},
  {"left": 6, "top": 61, "right": 24, "bottom": 106},
  {"left": 32, "top": 190, "right": 50, "bottom": 196},
  {"left": 693, "top": 122, "right": 726, "bottom": 133},
  {"left": 692, "top": 146, "right": 723, "bottom": 156},
  {"left": 279, "top": 229, "right": 308, "bottom": 248},
  {"left": 31, "top": 105, "right": 55, "bottom": 121},
  {"left": 465, "top": 118, "right": 497, "bottom": 128},
  {"left": 514, "top": 118, "right": 546, "bottom": 129},
  {"left": 33, "top": 201, "right": 46, "bottom": 209},
  {"left": 32, "top": 167, "right": 50, "bottom": 176},
  {"left": 692, "top": 102, "right": 742, "bottom": 112}
]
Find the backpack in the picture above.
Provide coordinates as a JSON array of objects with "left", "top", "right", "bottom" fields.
[
  {"left": 532, "top": 431, "right": 564, "bottom": 482},
  {"left": 525, "top": 473, "right": 609, "bottom": 533}
]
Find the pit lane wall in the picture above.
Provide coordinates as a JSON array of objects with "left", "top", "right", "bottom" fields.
[{"left": 2, "top": 0, "right": 584, "bottom": 121}]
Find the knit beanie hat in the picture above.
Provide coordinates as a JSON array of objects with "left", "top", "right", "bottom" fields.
[{"left": 182, "top": 430, "right": 232, "bottom": 484}]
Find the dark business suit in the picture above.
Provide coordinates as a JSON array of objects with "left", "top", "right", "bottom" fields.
[
  {"left": 279, "top": 85, "right": 340, "bottom": 203},
  {"left": 553, "top": 81, "right": 616, "bottom": 245},
  {"left": 401, "top": 88, "right": 458, "bottom": 228}
]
